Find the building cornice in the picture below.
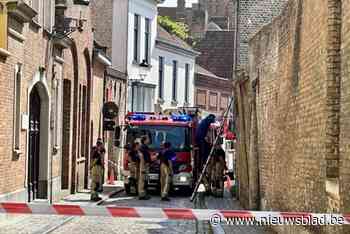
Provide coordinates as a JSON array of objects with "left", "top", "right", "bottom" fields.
[{"left": 156, "top": 39, "right": 200, "bottom": 58}]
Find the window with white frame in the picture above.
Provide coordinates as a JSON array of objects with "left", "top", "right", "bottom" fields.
[
  {"left": 144, "top": 18, "right": 150, "bottom": 63},
  {"left": 133, "top": 14, "right": 139, "bottom": 62},
  {"left": 185, "top": 63, "right": 190, "bottom": 103},
  {"left": 172, "top": 60, "right": 178, "bottom": 102},
  {"left": 158, "top": 56, "right": 164, "bottom": 99},
  {"left": 13, "top": 64, "right": 22, "bottom": 151}
]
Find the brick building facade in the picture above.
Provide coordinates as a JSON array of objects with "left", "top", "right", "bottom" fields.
[
  {"left": 90, "top": 0, "right": 128, "bottom": 181},
  {"left": 0, "top": 0, "right": 96, "bottom": 202},
  {"left": 194, "top": 65, "right": 231, "bottom": 116},
  {"left": 58, "top": 0, "right": 94, "bottom": 195},
  {"left": 234, "top": 0, "right": 349, "bottom": 233}
]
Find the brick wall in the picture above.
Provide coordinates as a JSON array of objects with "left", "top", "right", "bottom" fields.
[
  {"left": 340, "top": 2, "right": 350, "bottom": 234},
  {"left": 235, "top": 0, "right": 288, "bottom": 68},
  {"left": 61, "top": 0, "right": 94, "bottom": 192},
  {"left": 0, "top": 4, "right": 61, "bottom": 200},
  {"left": 234, "top": 0, "right": 348, "bottom": 233}
]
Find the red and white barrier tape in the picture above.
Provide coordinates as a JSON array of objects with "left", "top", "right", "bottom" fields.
[{"left": 0, "top": 203, "right": 349, "bottom": 224}]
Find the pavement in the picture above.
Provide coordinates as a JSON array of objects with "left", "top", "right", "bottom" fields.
[
  {"left": 0, "top": 182, "right": 273, "bottom": 234},
  {"left": 205, "top": 195, "right": 273, "bottom": 234}
]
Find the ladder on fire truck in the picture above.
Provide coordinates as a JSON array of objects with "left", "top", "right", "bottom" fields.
[{"left": 190, "top": 97, "right": 234, "bottom": 202}]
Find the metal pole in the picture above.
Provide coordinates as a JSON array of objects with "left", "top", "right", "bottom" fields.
[{"left": 190, "top": 97, "right": 234, "bottom": 202}]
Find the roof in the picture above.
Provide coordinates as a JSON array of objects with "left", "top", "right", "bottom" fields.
[
  {"left": 207, "top": 21, "right": 223, "bottom": 31},
  {"left": 195, "top": 64, "right": 226, "bottom": 80},
  {"left": 157, "top": 25, "right": 198, "bottom": 55}
]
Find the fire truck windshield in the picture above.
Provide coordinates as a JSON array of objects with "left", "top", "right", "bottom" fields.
[{"left": 126, "top": 125, "right": 191, "bottom": 152}]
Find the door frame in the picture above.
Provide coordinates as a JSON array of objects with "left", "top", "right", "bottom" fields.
[{"left": 26, "top": 69, "right": 51, "bottom": 202}]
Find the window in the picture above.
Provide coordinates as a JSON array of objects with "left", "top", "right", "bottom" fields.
[
  {"left": 144, "top": 18, "right": 150, "bottom": 63},
  {"left": 172, "top": 60, "right": 177, "bottom": 101},
  {"left": 132, "top": 85, "right": 155, "bottom": 112},
  {"left": 185, "top": 63, "right": 190, "bottom": 103},
  {"left": 43, "top": 0, "right": 53, "bottom": 31},
  {"left": 196, "top": 89, "right": 207, "bottom": 109},
  {"left": 158, "top": 56, "right": 164, "bottom": 99},
  {"left": 133, "top": 14, "right": 139, "bottom": 62},
  {"left": 14, "top": 64, "right": 22, "bottom": 151}
]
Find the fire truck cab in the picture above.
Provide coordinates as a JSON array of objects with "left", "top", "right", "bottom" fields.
[{"left": 122, "top": 111, "right": 198, "bottom": 194}]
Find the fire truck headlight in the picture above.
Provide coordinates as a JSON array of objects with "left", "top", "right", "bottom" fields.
[{"left": 180, "top": 176, "right": 187, "bottom": 182}]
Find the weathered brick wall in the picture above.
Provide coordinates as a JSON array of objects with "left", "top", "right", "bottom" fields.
[
  {"left": 340, "top": 2, "right": 350, "bottom": 233},
  {"left": 62, "top": 0, "right": 94, "bottom": 192},
  {"left": 236, "top": 0, "right": 347, "bottom": 233},
  {"left": 236, "top": 0, "right": 288, "bottom": 67},
  {"left": 235, "top": 0, "right": 347, "bottom": 233}
]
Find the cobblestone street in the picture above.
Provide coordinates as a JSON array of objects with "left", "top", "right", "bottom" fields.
[{"left": 0, "top": 188, "right": 275, "bottom": 234}]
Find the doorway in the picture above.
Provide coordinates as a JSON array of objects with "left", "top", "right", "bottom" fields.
[
  {"left": 28, "top": 86, "right": 42, "bottom": 201},
  {"left": 28, "top": 82, "right": 50, "bottom": 201}
]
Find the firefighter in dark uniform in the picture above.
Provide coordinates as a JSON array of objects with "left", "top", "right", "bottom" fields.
[
  {"left": 158, "top": 142, "right": 174, "bottom": 201},
  {"left": 138, "top": 136, "right": 151, "bottom": 200},
  {"left": 211, "top": 144, "right": 227, "bottom": 197},
  {"left": 90, "top": 144, "right": 104, "bottom": 201},
  {"left": 128, "top": 142, "right": 141, "bottom": 194}
]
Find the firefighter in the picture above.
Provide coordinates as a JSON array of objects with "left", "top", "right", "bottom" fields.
[
  {"left": 138, "top": 136, "right": 151, "bottom": 200},
  {"left": 140, "top": 135, "right": 151, "bottom": 193},
  {"left": 158, "top": 142, "right": 174, "bottom": 201},
  {"left": 128, "top": 142, "right": 141, "bottom": 194},
  {"left": 90, "top": 146, "right": 104, "bottom": 201},
  {"left": 211, "top": 144, "right": 227, "bottom": 197},
  {"left": 195, "top": 114, "right": 216, "bottom": 170}
]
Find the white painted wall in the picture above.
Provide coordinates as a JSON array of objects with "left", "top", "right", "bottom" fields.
[
  {"left": 111, "top": 0, "right": 128, "bottom": 73},
  {"left": 127, "top": 0, "right": 157, "bottom": 83},
  {"left": 151, "top": 46, "right": 196, "bottom": 110}
]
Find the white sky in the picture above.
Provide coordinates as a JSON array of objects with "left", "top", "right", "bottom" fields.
[{"left": 158, "top": 0, "right": 199, "bottom": 8}]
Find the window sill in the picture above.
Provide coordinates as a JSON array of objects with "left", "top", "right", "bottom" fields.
[
  {"left": 8, "top": 28, "right": 26, "bottom": 43},
  {"left": 132, "top": 60, "right": 152, "bottom": 69},
  {"left": 0, "top": 48, "right": 11, "bottom": 58}
]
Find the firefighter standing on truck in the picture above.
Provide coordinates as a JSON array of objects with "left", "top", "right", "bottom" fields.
[
  {"left": 138, "top": 136, "right": 151, "bottom": 200},
  {"left": 211, "top": 143, "right": 227, "bottom": 197},
  {"left": 158, "top": 142, "right": 174, "bottom": 201}
]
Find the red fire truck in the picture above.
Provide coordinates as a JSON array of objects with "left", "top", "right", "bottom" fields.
[{"left": 122, "top": 111, "right": 200, "bottom": 194}]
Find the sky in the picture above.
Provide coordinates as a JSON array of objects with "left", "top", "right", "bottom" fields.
[{"left": 158, "top": 0, "right": 199, "bottom": 8}]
